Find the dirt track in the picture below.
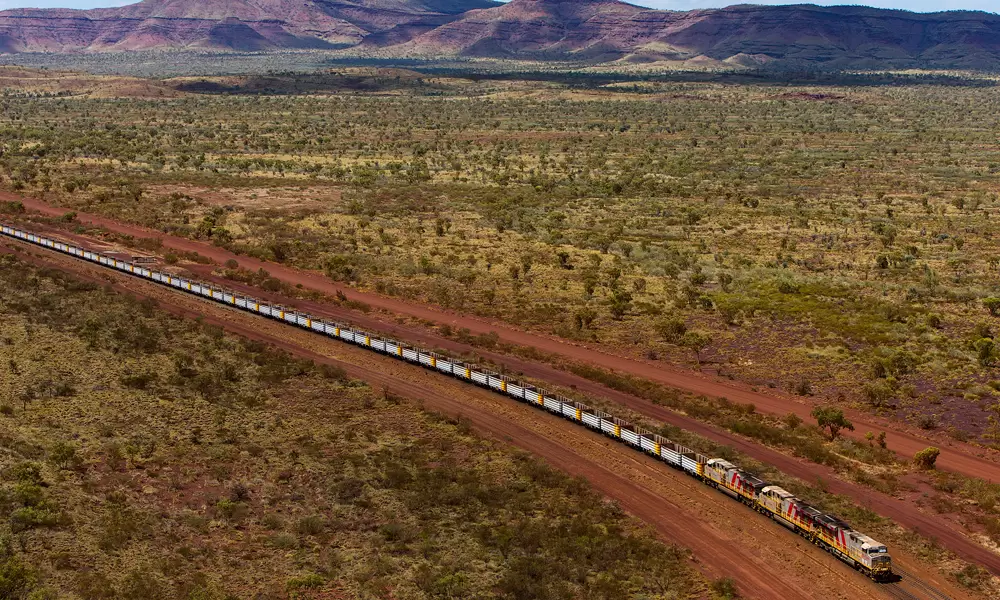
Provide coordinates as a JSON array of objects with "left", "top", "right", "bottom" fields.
[
  {"left": 1, "top": 230, "right": 981, "bottom": 600},
  {"left": 7, "top": 193, "right": 998, "bottom": 486},
  {"left": 7, "top": 200, "right": 1000, "bottom": 577}
]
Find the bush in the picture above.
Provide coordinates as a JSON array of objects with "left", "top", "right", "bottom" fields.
[
  {"left": 48, "top": 442, "right": 80, "bottom": 470},
  {"left": 120, "top": 372, "right": 158, "bottom": 390},
  {"left": 975, "top": 338, "right": 997, "bottom": 367},
  {"left": 783, "top": 413, "right": 802, "bottom": 430},
  {"left": 215, "top": 499, "right": 247, "bottom": 522},
  {"left": 267, "top": 533, "right": 298, "bottom": 549},
  {"left": 711, "top": 577, "right": 740, "bottom": 599},
  {"left": 985, "top": 298, "right": 1000, "bottom": 317},
  {"left": 295, "top": 515, "right": 325, "bottom": 536},
  {"left": 914, "top": 447, "right": 940, "bottom": 470},
  {"left": 0, "top": 201, "right": 25, "bottom": 214},
  {"left": 9, "top": 507, "right": 61, "bottom": 532},
  {"left": 862, "top": 380, "right": 894, "bottom": 408},
  {"left": 120, "top": 569, "right": 166, "bottom": 600},
  {"left": 655, "top": 318, "right": 687, "bottom": 343},
  {"left": 0, "top": 553, "right": 37, "bottom": 600},
  {"left": 286, "top": 573, "right": 324, "bottom": 591},
  {"left": 955, "top": 563, "right": 990, "bottom": 589}
]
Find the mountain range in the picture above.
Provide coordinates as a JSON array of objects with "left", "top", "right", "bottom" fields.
[{"left": 1, "top": 0, "right": 1000, "bottom": 69}]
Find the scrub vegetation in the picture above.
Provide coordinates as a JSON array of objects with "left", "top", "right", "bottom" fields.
[
  {"left": 0, "top": 255, "right": 704, "bottom": 599},
  {"left": 4, "top": 67, "right": 1000, "bottom": 444}
]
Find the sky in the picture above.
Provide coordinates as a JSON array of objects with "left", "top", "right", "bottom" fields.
[{"left": 0, "top": 0, "right": 995, "bottom": 14}]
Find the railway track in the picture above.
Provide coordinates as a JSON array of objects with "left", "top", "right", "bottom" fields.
[
  {"left": 0, "top": 222, "right": 975, "bottom": 600},
  {"left": 890, "top": 567, "right": 954, "bottom": 600}
]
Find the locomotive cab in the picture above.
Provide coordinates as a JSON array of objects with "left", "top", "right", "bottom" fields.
[{"left": 863, "top": 542, "right": 892, "bottom": 580}]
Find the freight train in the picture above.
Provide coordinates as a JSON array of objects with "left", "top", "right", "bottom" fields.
[{"left": 0, "top": 222, "right": 893, "bottom": 582}]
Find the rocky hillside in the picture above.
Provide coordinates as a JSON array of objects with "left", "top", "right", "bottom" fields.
[
  {"left": 1, "top": 0, "right": 1000, "bottom": 69},
  {"left": 0, "top": 0, "right": 500, "bottom": 52},
  {"left": 406, "top": 0, "right": 1000, "bottom": 68}
]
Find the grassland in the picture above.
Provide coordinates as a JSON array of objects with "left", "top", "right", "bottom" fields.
[
  {"left": 0, "top": 253, "right": 705, "bottom": 599},
  {"left": 4, "top": 67, "right": 1000, "bottom": 445}
]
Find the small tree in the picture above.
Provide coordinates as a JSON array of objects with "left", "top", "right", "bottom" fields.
[
  {"left": 914, "top": 446, "right": 940, "bottom": 470},
  {"left": 862, "top": 380, "right": 894, "bottom": 408},
  {"left": 783, "top": 413, "right": 802, "bottom": 430},
  {"left": 976, "top": 338, "right": 997, "bottom": 367},
  {"left": 811, "top": 406, "right": 854, "bottom": 440},
  {"left": 656, "top": 318, "right": 687, "bottom": 343},
  {"left": 985, "top": 297, "right": 1000, "bottom": 317},
  {"left": 608, "top": 289, "right": 633, "bottom": 320},
  {"left": 49, "top": 441, "right": 79, "bottom": 470},
  {"left": 682, "top": 332, "right": 711, "bottom": 366}
]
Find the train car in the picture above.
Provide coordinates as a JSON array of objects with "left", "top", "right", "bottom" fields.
[
  {"left": 813, "top": 514, "right": 892, "bottom": 580},
  {"left": 702, "top": 459, "right": 766, "bottom": 504}
]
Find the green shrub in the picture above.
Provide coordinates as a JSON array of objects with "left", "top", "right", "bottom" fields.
[
  {"left": 9, "top": 506, "right": 61, "bottom": 532},
  {"left": 914, "top": 447, "right": 941, "bottom": 470},
  {"left": 711, "top": 577, "right": 740, "bottom": 599},
  {"left": 286, "top": 573, "right": 324, "bottom": 590},
  {"left": 295, "top": 515, "right": 325, "bottom": 536}
]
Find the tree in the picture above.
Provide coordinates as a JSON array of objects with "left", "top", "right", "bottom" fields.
[
  {"left": 49, "top": 441, "right": 79, "bottom": 470},
  {"left": 681, "top": 332, "right": 711, "bottom": 366},
  {"left": 985, "top": 297, "right": 1000, "bottom": 317},
  {"left": 914, "top": 447, "right": 940, "bottom": 470},
  {"left": 608, "top": 289, "right": 632, "bottom": 320},
  {"left": 557, "top": 251, "right": 572, "bottom": 269},
  {"left": 975, "top": 338, "right": 997, "bottom": 367},
  {"left": 811, "top": 406, "right": 854, "bottom": 440},
  {"left": 574, "top": 308, "right": 596, "bottom": 330}
]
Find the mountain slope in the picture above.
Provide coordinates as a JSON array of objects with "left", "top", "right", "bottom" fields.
[
  {"left": 1, "top": 0, "right": 1000, "bottom": 70},
  {"left": 405, "top": 0, "right": 1000, "bottom": 68},
  {"left": 0, "top": 0, "right": 500, "bottom": 52}
]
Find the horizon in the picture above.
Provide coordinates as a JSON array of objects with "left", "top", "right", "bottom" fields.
[{"left": 0, "top": 0, "right": 996, "bottom": 14}]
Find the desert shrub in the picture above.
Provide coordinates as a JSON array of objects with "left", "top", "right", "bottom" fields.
[
  {"left": 955, "top": 563, "right": 990, "bottom": 589},
  {"left": 711, "top": 577, "right": 740, "bottom": 599},
  {"left": 914, "top": 447, "right": 941, "bottom": 470},
  {"left": 48, "top": 441, "right": 80, "bottom": 470},
  {"left": 862, "top": 380, "right": 894, "bottom": 408},
  {"left": 295, "top": 515, "right": 326, "bottom": 536},
  {"left": 286, "top": 573, "right": 324, "bottom": 591}
]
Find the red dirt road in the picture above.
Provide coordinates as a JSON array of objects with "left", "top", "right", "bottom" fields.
[
  {"left": 1, "top": 240, "right": 911, "bottom": 600},
  {"left": 8, "top": 193, "right": 1000, "bottom": 484},
  {"left": 8, "top": 226, "right": 1000, "bottom": 581}
]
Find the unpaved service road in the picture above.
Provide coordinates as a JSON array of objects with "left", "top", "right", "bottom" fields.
[
  {"left": 1, "top": 237, "right": 976, "bottom": 600},
  {"left": 15, "top": 215, "right": 1000, "bottom": 577},
  {"left": 7, "top": 192, "right": 1000, "bottom": 487}
]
